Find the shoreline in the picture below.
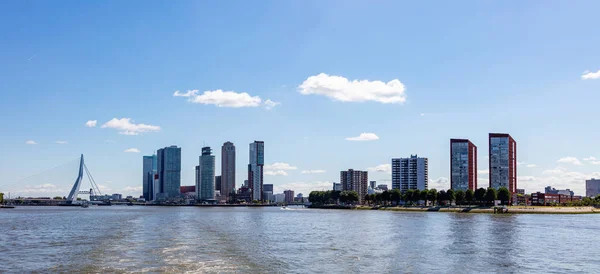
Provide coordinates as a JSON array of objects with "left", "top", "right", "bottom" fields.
[{"left": 309, "top": 205, "right": 600, "bottom": 214}]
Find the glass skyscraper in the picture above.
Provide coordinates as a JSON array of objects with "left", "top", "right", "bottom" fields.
[
  {"left": 221, "top": 141, "right": 236, "bottom": 201},
  {"left": 450, "top": 139, "right": 477, "bottom": 191},
  {"left": 157, "top": 145, "right": 181, "bottom": 199},
  {"left": 248, "top": 141, "right": 264, "bottom": 201},
  {"left": 142, "top": 155, "right": 157, "bottom": 201},
  {"left": 489, "top": 133, "right": 517, "bottom": 193},
  {"left": 198, "top": 147, "right": 215, "bottom": 201}
]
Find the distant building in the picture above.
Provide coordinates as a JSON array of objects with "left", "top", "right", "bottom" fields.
[
  {"left": 274, "top": 193, "right": 285, "bottom": 203},
  {"left": 221, "top": 141, "right": 236, "bottom": 201},
  {"left": 142, "top": 155, "right": 157, "bottom": 201},
  {"left": 157, "top": 145, "right": 181, "bottom": 199},
  {"left": 263, "top": 184, "right": 274, "bottom": 202},
  {"left": 284, "top": 190, "right": 295, "bottom": 204},
  {"left": 340, "top": 169, "right": 368, "bottom": 204},
  {"left": 235, "top": 186, "right": 252, "bottom": 203},
  {"left": 377, "top": 184, "right": 388, "bottom": 191},
  {"left": 585, "top": 179, "right": 600, "bottom": 197},
  {"left": 489, "top": 133, "right": 517, "bottom": 193},
  {"left": 392, "top": 155, "right": 428, "bottom": 192},
  {"left": 244, "top": 180, "right": 249, "bottom": 188},
  {"left": 333, "top": 182, "right": 342, "bottom": 191},
  {"left": 215, "top": 176, "right": 222, "bottom": 192},
  {"left": 450, "top": 139, "right": 477, "bottom": 191},
  {"left": 531, "top": 192, "right": 583, "bottom": 206},
  {"left": 180, "top": 186, "right": 195, "bottom": 194},
  {"left": 197, "top": 147, "right": 215, "bottom": 201},
  {"left": 370, "top": 181, "right": 376, "bottom": 189},
  {"left": 368, "top": 187, "right": 384, "bottom": 195},
  {"left": 294, "top": 193, "right": 304, "bottom": 203},
  {"left": 248, "top": 141, "right": 265, "bottom": 201},
  {"left": 112, "top": 193, "right": 122, "bottom": 200},
  {"left": 545, "top": 186, "right": 574, "bottom": 196},
  {"left": 516, "top": 189, "right": 525, "bottom": 195}
]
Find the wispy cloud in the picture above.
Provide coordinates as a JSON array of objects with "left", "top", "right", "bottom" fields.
[
  {"left": 301, "top": 170, "right": 326, "bottom": 174},
  {"left": 345, "top": 133, "right": 379, "bottom": 141},
  {"left": 101, "top": 118, "right": 160, "bottom": 135},
  {"left": 263, "top": 99, "right": 281, "bottom": 110},
  {"left": 265, "top": 162, "right": 297, "bottom": 171},
  {"left": 581, "top": 70, "right": 600, "bottom": 80},
  {"left": 298, "top": 73, "right": 407, "bottom": 104},
  {"left": 123, "top": 186, "right": 142, "bottom": 192},
  {"left": 273, "top": 181, "right": 331, "bottom": 195},
  {"left": 174, "top": 89, "right": 278, "bottom": 109},
  {"left": 429, "top": 177, "right": 449, "bottom": 190},
  {"left": 526, "top": 164, "right": 537, "bottom": 168},
  {"left": 367, "top": 164, "right": 391, "bottom": 174},
  {"left": 557, "top": 157, "right": 583, "bottom": 166},
  {"left": 124, "top": 148, "right": 140, "bottom": 153},
  {"left": 478, "top": 169, "right": 489, "bottom": 174},
  {"left": 265, "top": 170, "right": 288, "bottom": 176},
  {"left": 85, "top": 120, "right": 97, "bottom": 128},
  {"left": 55, "top": 141, "right": 68, "bottom": 145},
  {"left": 25, "top": 140, "right": 37, "bottom": 145}
]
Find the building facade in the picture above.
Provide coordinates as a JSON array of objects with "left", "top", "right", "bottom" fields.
[
  {"left": 248, "top": 141, "right": 265, "bottom": 201},
  {"left": 197, "top": 147, "right": 215, "bottom": 201},
  {"left": 586, "top": 179, "right": 600, "bottom": 197},
  {"left": 215, "top": 176, "right": 222, "bottom": 192},
  {"left": 333, "top": 182, "right": 342, "bottom": 191},
  {"left": 340, "top": 169, "right": 368, "bottom": 204},
  {"left": 142, "top": 155, "right": 157, "bottom": 201},
  {"left": 284, "top": 190, "right": 295, "bottom": 204},
  {"left": 370, "top": 181, "right": 376, "bottom": 189},
  {"left": 392, "top": 155, "right": 428, "bottom": 192},
  {"left": 263, "top": 184, "right": 274, "bottom": 202},
  {"left": 157, "top": 145, "right": 181, "bottom": 199},
  {"left": 489, "top": 133, "right": 517, "bottom": 193},
  {"left": 221, "top": 141, "right": 236, "bottom": 202},
  {"left": 450, "top": 139, "right": 477, "bottom": 191}
]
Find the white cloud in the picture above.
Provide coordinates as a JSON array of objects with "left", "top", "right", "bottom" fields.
[
  {"left": 25, "top": 140, "right": 37, "bottom": 145},
  {"left": 274, "top": 181, "right": 332, "bottom": 196},
  {"left": 98, "top": 183, "right": 113, "bottom": 193},
  {"left": 85, "top": 120, "right": 97, "bottom": 127},
  {"left": 19, "top": 183, "right": 64, "bottom": 193},
  {"left": 583, "top": 157, "right": 597, "bottom": 161},
  {"left": 581, "top": 70, "right": 600, "bottom": 80},
  {"left": 123, "top": 186, "right": 142, "bottom": 192},
  {"left": 517, "top": 162, "right": 525, "bottom": 166},
  {"left": 187, "top": 90, "right": 262, "bottom": 107},
  {"left": 478, "top": 169, "right": 489, "bottom": 174},
  {"left": 265, "top": 162, "right": 297, "bottom": 171},
  {"left": 124, "top": 148, "right": 140, "bottom": 153},
  {"left": 298, "top": 73, "right": 407, "bottom": 104},
  {"left": 345, "top": 133, "right": 379, "bottom": 141},
  {"left": 301, "top": 170, "right": 326, "bottom": 174},
  {"left": 55, "top": 141, "right": 68, "bottom": 145},
  {"left": 367, "top": 164, "right": 391, "bottom": 174},
  {"left": 173, "top": 90, "right": 198, "bottom": 97},
  {"left": 101, "top": 118, "right": 160, "bottom": 136},
  {"left": 429, "top": 177, "right": 449, "bottom": 190},
  {"left": 557, "top": 157, "right": 583, "bottom": 166},
  {"left": 264, "top": 99, "right": 281, "bottom": 110},
  {"left": 526, "top": 164, "right": 537, "bottom": 168},
  {"left": 520, "top": 167, "right": 599, "bottom": 195},
  {"left": 265, "top": 170, "right": 288, "bottom": 176}
]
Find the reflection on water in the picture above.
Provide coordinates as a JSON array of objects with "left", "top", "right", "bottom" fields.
[{"left": 1, "top": 207, "right": 599, "bottom": 273}]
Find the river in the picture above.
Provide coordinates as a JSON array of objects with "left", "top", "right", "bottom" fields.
[{"left": 0, "top": 206, "right": 598, "bottom": 273}]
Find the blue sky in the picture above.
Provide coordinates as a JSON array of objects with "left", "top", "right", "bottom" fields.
[{"left": 1, "top": 1, "right": 600, "bottom": 197}]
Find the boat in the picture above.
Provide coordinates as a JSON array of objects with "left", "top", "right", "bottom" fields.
[{"left": 0, "top": 205, "right": 15, "bottom": 209}]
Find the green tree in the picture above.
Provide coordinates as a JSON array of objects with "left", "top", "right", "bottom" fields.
[
  {"left": 497, "top": 187, "right": 511, "bottom": 205},
  {"left": 582, "top": 197, "right": 593, "bottom": 206},
  {"left": 455, "top": 190, "right": 465, "bottom": 206},
  {"left": 465, "top": 189, "right": 475, "bottom": 205},
  {"left": 390, "top": 189, "right": 401, "bottom": 205},
  {"left": 420, "top": 190, "right": 428, "bottom": 205},
  {"left": 475, "top": 188, "right": 487, "bottom": 205},
  {"left": 340, "top": 191, "right": 359, "bottom": 204},
  {"left": 427, "top": 189, "right": 438, "bottom": 206},
  {"left": 402, "top": 190, "right": 411, "bottom": 204},
  {"left": 382, "top": 191, "right": 391, "bottom": 206},
  {"left": 485, "top": 188, "right": 497, "bottom": 205},
  {"left": 0, "top": 192, "right": 3, "bottom": 204},
  {"left": 331, "top": 190, "right": 341, "bottom": 204},
  {"left": 446, "top": 189, "right": 455, "bottom": 205},
  {"left": 437, "top": 190, "right": 447, "bottom": 206},
  {"left": 410, "top": 190, "right": 420, "bottom": 205}
]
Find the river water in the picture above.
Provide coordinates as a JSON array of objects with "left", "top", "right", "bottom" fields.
[{"left": 0, "top": 206, "right": 598, "bottom": 273}]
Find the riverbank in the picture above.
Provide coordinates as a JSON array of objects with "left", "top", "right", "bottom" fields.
[{"left": 309, "top": 205, "right": 600, "bottom": 214}]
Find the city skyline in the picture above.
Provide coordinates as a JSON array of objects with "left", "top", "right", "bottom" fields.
[{"left": 2, "top": 2, "right": 600, "bottom": 198}]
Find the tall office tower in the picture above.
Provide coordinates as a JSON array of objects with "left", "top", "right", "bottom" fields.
[
  {"left": 156, "top": 145, "right": 181, "bottom": 199},
  {"left": 142, "top": 155, "right": 157, "bottom": 201},
  {"left": 248, "top": 141, "right": 265, "bottom": 201},
  {"left": 489, "top": 133, "right": 517, "bottom": 193},
  {"left": 450, "top": 139, "right": 478, "bottom": 191},
  {"left": 392, "top": 155, "right": 428, "bottom": 192},
  {"left": 221, "top": 142, "right": 236, "bottom": 201},
  {"left": 197, "top": 147, "right": 215, "bottom": 201},
  {"left": 340, "top": 169, "right": 368, "bottom": 204}
]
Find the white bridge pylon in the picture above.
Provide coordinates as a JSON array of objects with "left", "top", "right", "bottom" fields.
[{"left": 66, "top": 154, "right": 101, "bottom": 203}]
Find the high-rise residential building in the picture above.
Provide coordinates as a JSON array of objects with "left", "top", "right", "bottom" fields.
[
  {"left": 392, "top": 155, "right": 428, "bottom": 192},
  {"left": 284, "top": 190, "right": 295, "bottom": 204},
  {"left": 340, "top": 169, "right": 368, "bottom": 204},
  {"left": 197, "top": 147, "right": 215, "bottom": 201},
  {"left": 156, "top": 146, "right": 181, "bottom": 199},
  {"left": 450, "top": 139, "right": 478, "bottom": 191},
  {"left": 195, "top": 165, "right": 200, "bottom": 194},
  {"left": 489, "top": 133, "right": 517, "bottom": 193},
  {"left": 369, "top": 181, "right": 376, "bottom": 189},
  {"left": 248, "top": 141, "right": 265, "bottom": 201},
  {"left": 333, "top": 182, "right": 342, "bottom": 191},
  {"left": 221, "top": 141, "right": 236, "bottom": 201},
  {"left": 142, "top": 155, "right": 157, "bottom": 201},
  {"left": 215, "top": 176, "right": 222, "bottom": 192},
  {"left": 586, "top": 179, "right": 600, "bottom": 197}
]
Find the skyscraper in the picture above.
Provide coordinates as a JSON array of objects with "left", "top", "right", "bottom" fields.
[
  {"left": 450, "top": 139, "right": 477, "bottom": 191},
  {"left": 586, "top": 179, "right": 600, "bottom": 197},
  {"left": 248, "top": 141, "right": 264, "bottom": 201},
  {"left": 392, "top": 155, "right": 428, "bottom": 192},
  {"left": 142, "top": 155, "right": 157, "bottom": 201},
  {"left": 489, "top": 133, "right": 517, "bottom": 193},
  {"left": 215, "top": 176, "right": 222, "bottom": 192},
  {"left": 284, "top": 189, "right": 295, "bottom": 204},
  {"left": 340, "top": 169, "right": 368, "bottom": 204},
  {"left": 221, "top": 141, "right": 236, "bottom": 201},
  {"left": 157, "top": 145, "right": 181, "bottom": 199},
  {"left": 197, "top": 147, "right": 215, "bottom": 201}
]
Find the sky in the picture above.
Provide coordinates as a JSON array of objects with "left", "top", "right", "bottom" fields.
[{"left": 1, "top": 1, "right": 600, "bottom": 198}]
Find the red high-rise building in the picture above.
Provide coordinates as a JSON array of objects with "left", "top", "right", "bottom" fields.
[
  {"left": 450, "top": 139, "right": 477, "bottom": 191},
  {"left": 489, "top": 133, "right": 517, "bottom": 193}
]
